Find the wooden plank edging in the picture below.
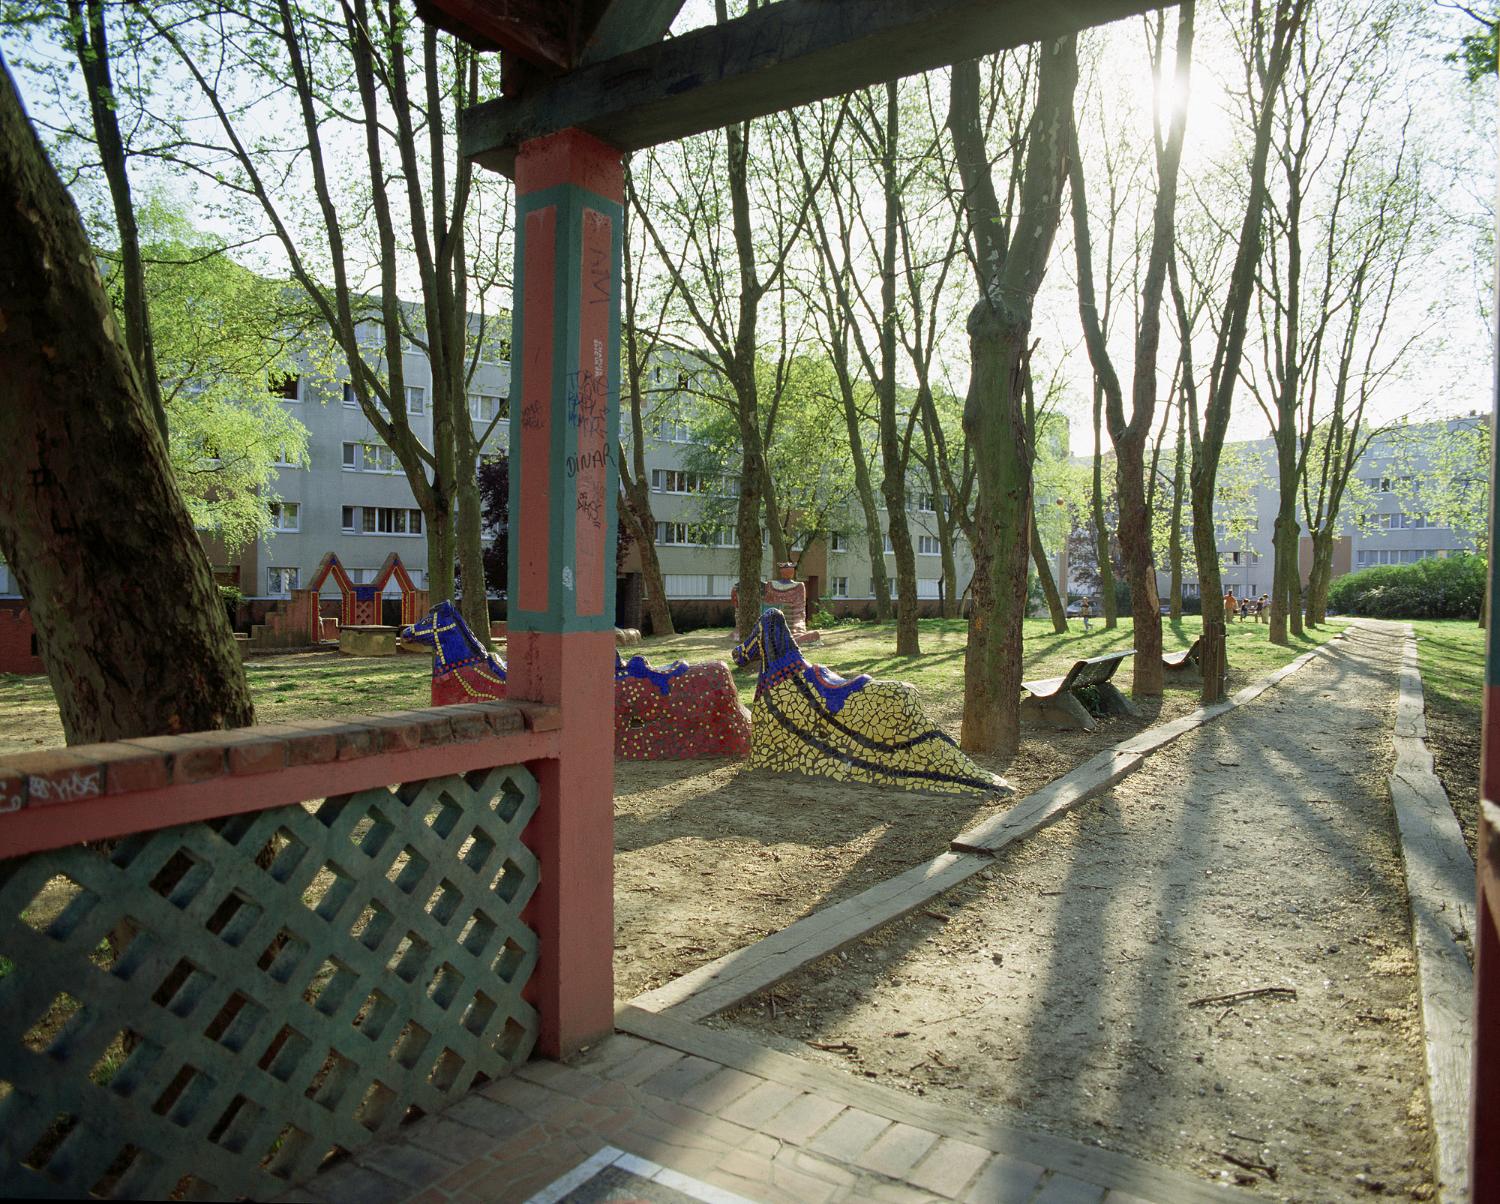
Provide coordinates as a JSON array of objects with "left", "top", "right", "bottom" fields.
[{"left": 1389, "top": 624, "right": 1474, "bottom": 1204}]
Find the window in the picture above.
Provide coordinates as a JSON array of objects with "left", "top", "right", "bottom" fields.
[
  {"left": 654, "top": 522, "right": 734, "bottom": 547},
  {"left": 830, "top": 531, "right": 849, "bottom": 553},
  {"left": 342, "top": 442, "right": 399, "bottom": 473},
  {"left": 650, "top": 469, "right": 736, "bottom": 496},
  {"left": 916, "top": 578, "right": 941, "bottom": 599},
  {"left": 353, "top": 506, "right": 423, "bottom": 535},
  {"left": 343, "top": 382, "right": 359, "bottom": 407},
  {"left": 272, "top": 445, "right": 300, "bottom": 468},
  {"left": 652, "top": 417, "right": 694, "bottom": 443},
  {"left": 916, "top": 493, "right": 937, "bottom": 514},
  {"left": 917, "top": 535, "right": 941, "bottom": 556},
  {"left": 271, "top": 375, "right": 300, "bottom": 401},
  {"left": 469, "top": 393, "right": 505, "bottom": 422},
  {"left": 829, "top": 576, "right": 849, "bottom": 598},
  {"left": 268, "top": 502, "right": 300, "bottom": 532},
  {"left": 267, "top": 566, "right": 299, "bottom": 595},
  {"left": 406, "top": 386, "right": 425, "bottom": 415},
  {"left": 341, "top": 506, "right": 356, "bottom": 533}
]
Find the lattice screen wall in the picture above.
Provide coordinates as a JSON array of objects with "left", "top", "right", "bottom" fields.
[{"left": 0, "top": 764, "right": 541, "bottom": 1199}]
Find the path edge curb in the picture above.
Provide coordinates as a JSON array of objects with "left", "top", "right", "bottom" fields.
[{"left": 1388, "top": 623, "right": 1474, "bottom": 1204}]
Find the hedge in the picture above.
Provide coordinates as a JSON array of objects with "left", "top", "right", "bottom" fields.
[{"left": 1325, "top": 553, "right": 1485, "bottom": 619}]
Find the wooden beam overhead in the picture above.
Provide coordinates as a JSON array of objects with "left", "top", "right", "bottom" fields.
[
  {"left": 460, "top": 0, "right": 1164, "bottom": 175},
  {"left": 578, "top": 0, "right": 688, "bottom": 65}
]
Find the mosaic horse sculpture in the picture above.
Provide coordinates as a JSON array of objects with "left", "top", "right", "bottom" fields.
[
  {"left": 614, "top": 654, "right": 751, "bottom": 759},
  {"left": 400, "top": 600, "right": 508, "bottom": 704},
  {"left": 731, "top": 609, "right": 1009, "bottom": 795},
  {"left": 402, "top": 602, "right": 751, "bottom": 760}
]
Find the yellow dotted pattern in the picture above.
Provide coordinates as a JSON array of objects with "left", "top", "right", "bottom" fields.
[{"left": 750, "top": 676, "right": 1003, "bottom": 795}]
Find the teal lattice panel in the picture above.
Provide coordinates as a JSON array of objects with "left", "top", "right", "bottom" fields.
[{"left": 0, "top": 764, "right": 540, "bottom": 1200}]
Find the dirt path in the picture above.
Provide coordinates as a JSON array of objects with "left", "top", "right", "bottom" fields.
[{"left": 715, "top": 621, "right": 1436, "bottom": 1202}]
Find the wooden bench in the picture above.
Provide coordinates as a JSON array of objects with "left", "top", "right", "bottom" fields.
[
  {"left": 1162, "top": 637, "right": 1201, "bottom": 672},
  {"left": 1021, "top": 650, "right": 1140, "bottom": 731}
]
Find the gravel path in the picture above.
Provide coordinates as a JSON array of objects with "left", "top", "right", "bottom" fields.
[{"left": 717, "top": 620, "right": 1435, "bottom": 1202}]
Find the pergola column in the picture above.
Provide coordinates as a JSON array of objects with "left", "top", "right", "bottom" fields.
[{"left": 508, "top": 128, "right": 623, "bottom": 1058}]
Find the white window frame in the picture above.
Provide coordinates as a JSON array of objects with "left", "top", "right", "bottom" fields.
[
  {"left": 342, "top": 382, "right": 359, "bottom": 408},
  {"left": 406, "top": 385, "right": 426, "bottom": 415},
  {"left": 267, "top": 566, "right": 300, "bottom": 596},
  {"left": 917, "top": 535, "right": 941, "bottom": 556},
  {"left": 269, "top": 502, "right": 300, "bottom": 533}
]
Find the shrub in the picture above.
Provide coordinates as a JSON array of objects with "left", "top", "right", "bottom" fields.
[
  {"left": 1325, "top": 553, "right": 1485, "bottom": 619},
  {"left": 218, "top": 584, "right": 245, "bottom": 629}
]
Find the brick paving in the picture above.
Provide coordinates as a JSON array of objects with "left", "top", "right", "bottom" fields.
[{"left": 294, "top": 1020, "right": 1256, "bottom": 1204}]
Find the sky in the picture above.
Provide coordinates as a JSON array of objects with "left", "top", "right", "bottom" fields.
[{"left": 2, "top": 0, "right": 1493, "bottom": 461}]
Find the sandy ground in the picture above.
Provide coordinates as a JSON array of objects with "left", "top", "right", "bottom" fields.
[
  {"left": 711, "top": 622, "right": 1436, "bottom": 1202},
  {"left": 610, "top": 685, "right": 1210, "bottom": 1005}
]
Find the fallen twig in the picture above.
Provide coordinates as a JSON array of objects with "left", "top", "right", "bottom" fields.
[
  {"left": 1188, "top": 986, "right": 1297, "bottom": 1009},
  {"left": 806, "top": 1040, "right": 857, "bottom": 1054},
  {"left": 1219, "top": 1151, "right": 1278, "bottom": 1181}
]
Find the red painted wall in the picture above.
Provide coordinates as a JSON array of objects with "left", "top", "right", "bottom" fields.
[{"left": 0, "top": 607, "right": 45, "bottom": 675}]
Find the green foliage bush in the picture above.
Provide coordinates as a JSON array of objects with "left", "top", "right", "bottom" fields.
[{"left": 1325, "top": 553, "right": 1486, "bottom": 619}]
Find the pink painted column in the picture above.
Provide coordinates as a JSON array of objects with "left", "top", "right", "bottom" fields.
[{"left": 509, "top": 129, "right": 623, "bottom": 1059}]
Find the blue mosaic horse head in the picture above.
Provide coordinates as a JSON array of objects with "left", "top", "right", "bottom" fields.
[
  {"left": 401, "top": 600, "right": 506, "bottom": 681},
  {"left": 731, "top": 608, "right": 869, "bottom": 714}
]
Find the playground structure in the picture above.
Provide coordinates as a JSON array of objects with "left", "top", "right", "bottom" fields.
[
  {"left": 403, "top": 602, "right": 751, "bottom": 759},
  {"left": 309, "top": 551, "right": 430, "bottom": 631},
  {"left": 731, "top": 608, "right": 1008, "bottom": 795}
]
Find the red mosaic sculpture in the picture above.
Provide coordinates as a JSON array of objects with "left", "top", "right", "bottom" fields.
[
  {"left": 402, "top": 603, "right": 750, "bottom": 759},
  {"left": 614, "top": 655, "right": 751, "bottom": 760}
]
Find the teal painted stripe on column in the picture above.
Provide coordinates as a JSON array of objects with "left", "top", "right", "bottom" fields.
[{"left": 508, "top": 182, "right": 623, "bottom": 636}]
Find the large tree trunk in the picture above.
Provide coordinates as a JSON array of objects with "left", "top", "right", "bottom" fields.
[
  {"left": 734, "top": 398, "right": 767, "bottom": 638},
  {"left": 455, "top": 468, "right": 490, "bottom": 641},
  {"left": 1191, "top": 474, "right": 1228, "bottom": 703},
  {"left": 1169, "top": 399, "right": 1186, "bottom": 621},
  {"left": 960, "top": 323, "right": 1034, "bottom": 755},
  {"left": 1090, "top": 385, "right": 1118, "bottom": 629},
  {"left": 1268, "top": 446, "right": 1300, "bottom": 645},
  {"left": 623, "top": 497, "right": 675, "bottom": 636},
  {"left": 949, "top": 38, "right": 1077, "bottom": 757},
  {"left": 1031, "top": 513, "right": 1068, "bottom": 634},
  {"left": 0, "top": 58, "right": 252, "bottom": 742},
  {"left": 1114, "top": 435, "right": 1163, "bottom": 692}
]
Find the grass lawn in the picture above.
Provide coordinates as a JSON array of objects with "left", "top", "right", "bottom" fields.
[
  {"left": 0, "top": 613, "right": 1345, "bottom": 756},
  {"left": 1409, "top": 618, "right": 1485, "bottom": 859}
]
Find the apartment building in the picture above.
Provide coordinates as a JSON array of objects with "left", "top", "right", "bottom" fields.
[
  {"left": 1151, "top": 415, "right": 1486, "bottom": 603},
  {"left": 210, "top": 330, "right": 513, "bottom": 601}
]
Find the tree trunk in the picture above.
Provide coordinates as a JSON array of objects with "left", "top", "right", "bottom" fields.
[
  {"left": 1114, "top": 435, "right": 1163, "bottom": 693},
  {"left": 1268, "top": 454, "right": 1299, "bottom": 645},
  {"left": 1169, "top": 400, "right": 1186, "bottom": 621},
  {"left": 839, "top": 383, "right": 892, "bottom": 619},
  {"left": 960, "top": 321, "right": 1035, "bottom": 756},
  {"left": 454, "top": 467, "right": 490, "bottom": 642},
  {"left": 734, "top": 399, "right": 767, "bottom": 638},
  {"left": 878, "top": 83, "right": 920, "bottom": 656},
  {"left": 922, "top": 407, "right": 960, "bottom": 620},
  {"left": 762, "top": 463, "right": 791, "bottom": 566},
  {"left": 1031, "top": 513, "right": 1068, "bottom": 634},
  {"left": 70, "top": 0, "right": 168, "bottom": 445},
  {"left": 0, "top": 60, "right": 252, "bottom": 742},
  {"left": 1305, "top": 527, "right": 1334, "bottom": 626},
  {"left": 948, "top": 38, "right": 1077, "bottom": 757},
  {"left": 1190, "top": 467, "right": 1228, "bottom": 704},
  {"left": 622, "top": 481, "right": 674, "bottom": 636},
  {"left": 1090, "top": 384, "right": 1118, "bottom": 628}
]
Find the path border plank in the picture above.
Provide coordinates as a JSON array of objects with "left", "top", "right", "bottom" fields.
[{"left": 1389, "top": 624, "right": 1474, "bottom": 1204}]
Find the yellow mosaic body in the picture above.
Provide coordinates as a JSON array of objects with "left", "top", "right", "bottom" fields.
[{"left": 748, "top": 676, "right": 1005, "bottom": 794}]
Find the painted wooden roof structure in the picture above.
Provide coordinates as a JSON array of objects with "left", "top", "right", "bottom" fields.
[{"left": 415, "top": 0, "right": 1163, "bottom": 174}]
